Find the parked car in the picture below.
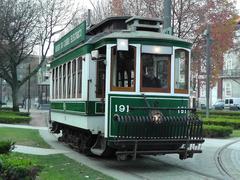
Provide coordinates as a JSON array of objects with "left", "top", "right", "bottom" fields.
[
  {"left": 224, "top": 98, "right": 240, "bottom": 110},
  {"left": 213, "top": 100, "right": 224, "bottom": 110}
]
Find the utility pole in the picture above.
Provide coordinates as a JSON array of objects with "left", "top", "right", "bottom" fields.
[
  {"left": 0, "top": 78, "right": 2, "bottom": 108},
  {"left": 28, "top": 64, "right": 31, "bottom": 113},
  {"left": 205, "top": 23, "right": 211, "bottom": 118},
  {"left": 163, "top": 0, "right": 172, "bottom": 34}
]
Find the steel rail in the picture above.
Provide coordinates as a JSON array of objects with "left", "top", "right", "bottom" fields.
[{"left": 214, "top": 138, "right": 240, "bottom": 180}]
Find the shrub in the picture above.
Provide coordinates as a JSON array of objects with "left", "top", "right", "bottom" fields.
[
  {"left": 0, "top": 107, "right": 13, "bottom": 111},
  {"left": 0, "top": 141, "right": 15, "bottom": 154},
  {"left": 198, "top": 110, "right": 240, "bottom": 117},
  {"left": 203, "top": 125, "right": 233, "bottom": 138},
  {"left": 0, "top": 111, "right": 30, "bottom": 117},
  {"left": 204, "top": 119, "right": 240, "bottom": 129},
  {"left": 0, "top": 115, "right": 31, "bottom": 124},
  {"left": 0, "top": 154, "right": 41, "bottom": 180}
]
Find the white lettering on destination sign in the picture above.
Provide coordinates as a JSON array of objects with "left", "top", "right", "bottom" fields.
[
  {"left": 54, "top": 21, "right": 86, "bottom": 55},
  {"left": 55, "top": 29, "right": 83, "bottom": 53}
]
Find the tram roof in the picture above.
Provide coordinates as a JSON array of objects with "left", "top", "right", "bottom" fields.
[
  {"left": 51, "top": 16, "right": 192, "bottom": 68},
  {"left": 51, "top": 30, "right": 191, "bottom": 68},
  {"left": 85, "top": 30, "right": 191, "bottom": 45}
]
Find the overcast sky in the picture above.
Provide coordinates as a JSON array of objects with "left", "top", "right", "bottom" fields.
[{"left": 236, "top": 0, "right": 240, "bottom": 13}]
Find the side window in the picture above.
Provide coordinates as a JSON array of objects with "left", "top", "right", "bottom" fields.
[
  {"left": 72, "top": 59, "right": 76, "bottom": 98},
  {"left": 96, "top": 61, "right": 106, "bottom": 98},
  {"left": 63, "top": 64, "right": 66, "bottom": 98},
  {"left": 59, "top": 66, "right": 62, "bottom": 98},
  {"left": 67, "top": 62, "right": 71, "bottom": 98},
  {"left": 52, "top": 68, "right": 55, "bottom": 99},
  {"left": 77, "top": 57, "right": 82, "bottom": 98},
  {"left": 55, "top": 67, "right": 58, "bottom": 99},
  {"left": 111, "top": 46, "right": 136, "bottom": 91},
  {"left": 174, "top": 49, "right": 189, "bottom": 93}
]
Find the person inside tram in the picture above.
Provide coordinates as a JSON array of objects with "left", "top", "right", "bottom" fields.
[{"left": 143, "top": 66, "right": 160, "bottom": 87}]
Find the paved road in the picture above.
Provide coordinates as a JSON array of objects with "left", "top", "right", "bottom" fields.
[
  {"left": 16, "top": 110, "right": 240, "bottom": 180},
  {"left": 39, "top": 129, "right": 240, "bottom": 180}
]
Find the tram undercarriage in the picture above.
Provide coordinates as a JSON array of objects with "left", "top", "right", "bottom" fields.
[{"left": 50, "top": 113, "right": 204, "bottom": 160}]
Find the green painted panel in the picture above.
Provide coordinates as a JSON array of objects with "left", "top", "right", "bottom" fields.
[
  {"left": 108, "top": 94, "right": 189, "bottom": 137},
  {"left": 51, "top": 101, "right": 105, "bottom": 116},
  {"left": 54, "top": 21, "right": 86, "bottom": 56},
  {"left": 96, "top": 102, "right": 105, "bottom": 114},
  {"left": 65, "top": 102, "right": 86, "bottom": 112},
  {"left": 51, "top": 102, "right": 64, "bottom": 110},
  {"left": 51, "top": 44, "right": 92, "bottom": 68}
]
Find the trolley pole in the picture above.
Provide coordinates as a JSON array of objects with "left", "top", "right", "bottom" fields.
[
  {"left": 163, "top": 0, "right": 172, "bottom": 33},
  {"left": 205, "top": 23, "right": 211, "bottom": 118}
]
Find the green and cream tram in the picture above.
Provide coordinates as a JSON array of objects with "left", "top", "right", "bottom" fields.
[{"left": 50, "top": 16, "right": 204, "bottom": 160}]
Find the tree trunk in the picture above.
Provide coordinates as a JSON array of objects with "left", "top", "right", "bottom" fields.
[{"left": 12, "top": 85, "right": 19, "bottom": 112}]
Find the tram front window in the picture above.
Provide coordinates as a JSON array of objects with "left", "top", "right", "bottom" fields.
[
  {"left": 141, "top": 54, "right": 171, "bottom": 92},
  {"left": 111, "top": 46, "right": 136, "bottom": 91},
  {"left": 174, "top": 49, "right": 189, "bottom": 93}
]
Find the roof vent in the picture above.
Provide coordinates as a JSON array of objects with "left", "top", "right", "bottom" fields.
[{"left": 126, "top": 16, "right": 163, "bottom": 32}]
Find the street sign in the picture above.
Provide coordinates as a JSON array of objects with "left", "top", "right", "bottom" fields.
[{"left": 54, "top": 21, "right": 86, "bottom": 57}]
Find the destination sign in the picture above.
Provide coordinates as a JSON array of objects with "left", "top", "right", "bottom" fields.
[{"left": 54, "top": 21, "right": 86, "bottom": 56}]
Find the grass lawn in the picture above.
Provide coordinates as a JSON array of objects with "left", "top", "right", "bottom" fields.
[
  {"left": 3, "top": 153, "right": 115, "bottom": 180},
  {"left": 231, "top": 130, "right": 240, "bottom": 137},
  {"left": 0, "top": 127, "right": 50, "bottom": 148}
]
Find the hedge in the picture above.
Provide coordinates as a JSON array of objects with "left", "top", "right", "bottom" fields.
[
  {"left": 0, "top": 154, "right": 41, "bottom": 180},
  {"left": 204, "top": 119, "right": 240, "bottom": 129},
  {"left": 203, "top": 125, "right": 233, "bottom": 138},
  {"left": 0, "top": 115, "right": 31, "bottom": 124},
  {"left": 0, "top": 111, "right": 30, "bottom": 117},
  {"left": 198, "top": 110, "right": 240, "bottom": 116},
  {"left": 0, "top": 107, "right": 13, "bottom": 111},
  {"left": 0, "top": 111, "right": 31, "bottom": 124},
  {"left": 0, "top": 141, "right": 15, "bottom": 154},
  {"left": 203, "top": 115, "right": 240, "bottom": 120}
]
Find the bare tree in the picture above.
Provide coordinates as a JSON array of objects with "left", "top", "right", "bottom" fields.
[{"left": 0, "top": 0, "right": 77, "bottom": 111}]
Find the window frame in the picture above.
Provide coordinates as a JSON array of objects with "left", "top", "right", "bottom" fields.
[
  {"left": 72, "top": 59, "right": 77, "bottom": 98},
  {"left": 174, "top": 48, "right": 189, "bottom": 94},
  {"left": 140, "top": 53, "right": 171, "bottom": 93},
  {"left": 77, "top": 57, "right": 83, "bottom": 98},
  {"left": 225, "top": 82, "right": 232, "bottom": 97},
  {"left": 96, "top": 60, "right": 106, "bottom": 98},
  {"left": 110, "top": 45, "right": 136, "bottom": 92}
]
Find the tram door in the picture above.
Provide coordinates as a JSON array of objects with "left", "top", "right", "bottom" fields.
[
  {"left": 96, "top": 61, "right": 106, "bottom": 99},
  {"left": 95, "top": 46, "right": 106, "bottom": 102}
]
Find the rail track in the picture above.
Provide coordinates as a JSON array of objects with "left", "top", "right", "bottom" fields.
[{"left": 214, "top": 138, "right": 240, "bottom": 180}]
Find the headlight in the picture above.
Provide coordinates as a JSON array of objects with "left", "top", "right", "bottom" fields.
[{"left": 150, "top": 110, "right": 164, "bottom": 123}]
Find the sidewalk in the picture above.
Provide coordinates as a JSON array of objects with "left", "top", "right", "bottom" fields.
[
  {"left": 1, "top": 109, "right": 59, "bottom": 155},
  {"left": 13, "top": 145, "right": 69, "bottom": 155},
  {"left": 20, "top": 108, "right": 49, "bottom": 127}
]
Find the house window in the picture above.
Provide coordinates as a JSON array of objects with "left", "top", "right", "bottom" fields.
[
  {"left": 225, "top": 82, "right": 232, "bottom": 97},
  {"left": 174, "top": 49, "right": 189, "bottom": 93},
  {"left": 224, "top": 58, "right": 232, "bottom": 70},
  {"left": 141, "top": 54, "right": 171, "bottom": 92},
  {"left": 111, "top": 45, "right": 136, "bottom": 91}
]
